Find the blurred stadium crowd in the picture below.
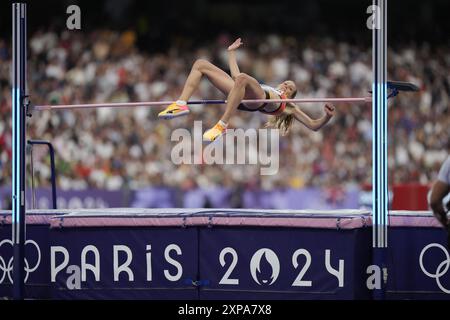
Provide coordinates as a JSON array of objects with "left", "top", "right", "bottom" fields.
[{"left": 0, "top": 30, "right": 448, "bottom": 194}]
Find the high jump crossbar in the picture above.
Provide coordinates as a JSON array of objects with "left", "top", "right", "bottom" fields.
[
  {"left": 32, "top": 81, "right": 417, "bottom": 111},
  {"left": 34, "top": 97, "right": 371, "bottom": 111}
]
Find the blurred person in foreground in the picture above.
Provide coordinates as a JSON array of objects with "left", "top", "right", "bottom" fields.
[
  {"left": 429, "top": 145, "right": 450, "bottom": 246},
  {"left": 158, "top": 38, "right": 335, "bottom": 142}
]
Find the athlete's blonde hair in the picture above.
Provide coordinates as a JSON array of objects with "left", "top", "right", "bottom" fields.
[
  {"left": 266, "top": 103, "right": 296, "bottom": 136},
  {"left": 266, "top": 87, "right": 298, "bottom": 136}
]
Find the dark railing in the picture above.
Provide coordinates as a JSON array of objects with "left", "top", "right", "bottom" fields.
[{"left": 27, "top": 140, "right": 57, "bottom": 209}]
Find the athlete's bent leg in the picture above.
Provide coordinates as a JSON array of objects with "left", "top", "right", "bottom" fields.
[
  {"left": 203, "top": 73, "right": 265, "bottom": 142},
  {"left": 221, "top": 73, "right": 265, "bottom": 124},
  {"left": 179, "top": 59, "right": 234, "bottom": 101},
  {"left": 159, "top": 59, "right": 235, "bottom": 119}
]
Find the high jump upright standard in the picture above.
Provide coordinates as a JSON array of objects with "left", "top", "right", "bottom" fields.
[
  {"left": 11, "top": 3, "right": 27, "bottom": 300},
  {"left": 371, "top": 0, "right": 388, "bottom": 300}
]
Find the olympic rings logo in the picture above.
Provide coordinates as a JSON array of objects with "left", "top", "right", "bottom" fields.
[
  {"left": 0, "top": 239, "right": 41, "bottom": 284},
  {"left": 419, "top": 243, "right": 450, "bottom": 294}
]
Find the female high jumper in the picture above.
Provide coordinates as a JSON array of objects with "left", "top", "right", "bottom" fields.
[{"left": 158, "top": 38, "right": 336, "bottom": 142}]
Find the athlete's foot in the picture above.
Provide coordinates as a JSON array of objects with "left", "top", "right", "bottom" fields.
[
  {"left": 203, "top": 122, "right": 228, "bottom": 142},
  {"left": 158, "top": 102, "right": 190, "bottom": 119}
]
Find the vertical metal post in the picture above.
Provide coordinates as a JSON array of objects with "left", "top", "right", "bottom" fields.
[
  {"left": 12, "top": 2, "right": 27, "bottom": 300},
  {"left": 28, "top": 144, "right": 36, "bottom": 209},
  {"left": 372, "top": 0, "right": 388, "bottom": 300},
  {"left": 48, "top": 144, "right": 58, "bottom": 210}
]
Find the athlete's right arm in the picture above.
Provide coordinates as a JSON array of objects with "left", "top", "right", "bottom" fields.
[
  {"left": 228, "top": 38, "right": 243, "bottom": 79},
  {"left": 292, "top": 104, "right": 335, "bottom": 131}
]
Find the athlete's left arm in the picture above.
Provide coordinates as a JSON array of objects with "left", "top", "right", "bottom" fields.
[
  {"left": 228, "top": 38, "right": 243, "bottom": 79},
  {"left": 292, "top": 104, "right": 335, "bottom": 131}
]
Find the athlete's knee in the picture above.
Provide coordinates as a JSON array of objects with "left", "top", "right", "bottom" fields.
[
  {"left": 193, "top": 59, "right": 211, "bottom": 71},
  {"left": 234, "top": 73, "right": 250, "bottom": 86}
]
